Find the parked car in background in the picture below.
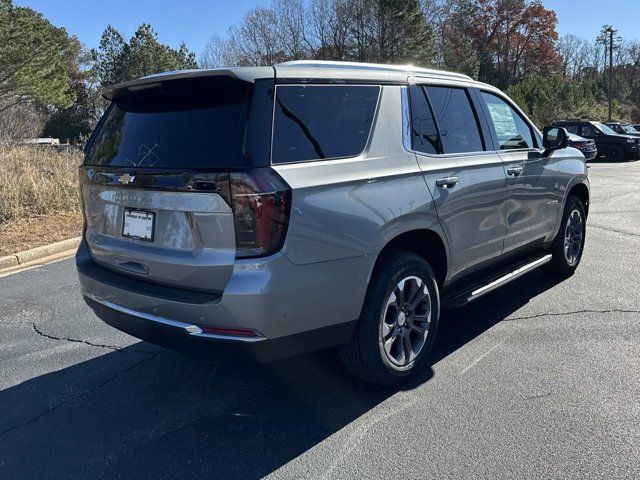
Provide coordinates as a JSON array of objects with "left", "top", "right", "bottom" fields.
[
  {"left": 552, "top": 120, "right": 639, "bottom": 161},
  {"left": 567, "top": 132, "right": 598, "bottom": 161},
  {"left": 77, "top": 61, "right": 590, "bottom": 386},
  {"left": 631, "top": 124, "right": 640, "bottom": 131},
  {"left": 605, "top": 122, "right": 640, "bottom": 137}
]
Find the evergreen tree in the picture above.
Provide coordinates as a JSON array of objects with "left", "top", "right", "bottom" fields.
[
  {"left": 92, "top": 23, "right": 197, "bottom": 88},
  {"left": 0, "top": 0, "right": 77, "bottom": 111}
]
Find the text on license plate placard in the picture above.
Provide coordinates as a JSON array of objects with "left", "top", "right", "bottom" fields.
[{"left": 122, "top": 209, "right": 155, "bottom": 241}]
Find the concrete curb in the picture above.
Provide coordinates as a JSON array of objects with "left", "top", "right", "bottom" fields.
[{"left": 0, "top": 237, "right": 81, "bottom": 274}]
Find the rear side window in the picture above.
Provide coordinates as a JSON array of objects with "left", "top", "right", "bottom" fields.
[
  {"left": 564, "top": 124, "right": 580, "bottom": 135},
  {"left": 580, "top": 124, "right": 598, "bottom": 137},
  {"left": 271, "top": 85, "right": 380, "bottom": 164},
  {"left": 426, "top": 86, "right": 484, "bottom": 154},
  {"left": 85, "top": 77, "right": 272, "bottom": 169},
  {"left": 409, "top": 85, "right": 441, "bottom": 154},
  {"left": 481, "top": 92, "right": 534, "bottom": 150}
]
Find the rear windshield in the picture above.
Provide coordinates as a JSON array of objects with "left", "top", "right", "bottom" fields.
[
  {"left": 85, "top": 77, "right": 273, "bottom": 169},
  {"left": 271, "top": 85, "right": 380, "bottom": 164}
]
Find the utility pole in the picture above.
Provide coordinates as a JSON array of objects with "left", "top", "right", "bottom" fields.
[
  {"left": 600, "top": 25, "right": 617, "bottom": 122},
  {"left": 607, "top": 26, "right": 614, "bottom": 121}
]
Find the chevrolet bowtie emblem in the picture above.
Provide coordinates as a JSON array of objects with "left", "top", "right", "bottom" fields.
[{"left": 118, "top": 174, "right": 135, "bottom": 185}]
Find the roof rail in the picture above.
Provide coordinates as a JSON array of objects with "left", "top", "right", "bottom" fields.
[{"left": 276, "top": 60, "right": 473, "bottom": 81}]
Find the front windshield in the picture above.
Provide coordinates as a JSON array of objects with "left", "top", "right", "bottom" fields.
[
  {"left": 595, "top": 122, "right": 617, "bottom": 135},
  {"left": 622, "top": 125, "right": 638, "bottom": 134}
]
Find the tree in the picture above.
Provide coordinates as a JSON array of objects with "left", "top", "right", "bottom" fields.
[
  {"left": 92, "top": 25, "right": 127, "bottom": 88},
  {"left": 42, "top": 49, "right": 99, "bottom": 144},
  {"left": 204, "top": 0, "right": 436, "bottom": 67},
  {"left": 310, "top": 0, "right": 350, "bottom": 60},
  {"left": 126, "top": 24, "right": 197, "bottom": 79},
  {"left": 0, "top": 101, "right": 47, "bottom": 144},
  {"left": 444, "top": 0, "right": 561, "bottom": 88},
  {"left": 92, "top": 23, "right": 197, "bottom": 88},
  {"left": 199, "top": 35, "right": 230, "bottom": 68},
  {"left": 227, "top": 7, "right": 284, "bottom": 66},
  {"left": 366, "top": 0, "right": 435, "bottom": 66},
  {"left": 274, "top": 0, "right": 314, "bottom": 60},
  {"left": 0, "top": 0, "right": 77, "bottom": 112},
  {"left": 438, "top": 0, "right": 480, "bottom": 77}
]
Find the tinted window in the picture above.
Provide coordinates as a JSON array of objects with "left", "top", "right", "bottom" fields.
[
  {"left": 408, "top": 85, "right": 441, "bottom": 154},
  {"left": 580, "top": 124, "right": 598, "bottom": 137},
  {"left": 564, "top": 124, "right": 580, "bottom": 135},
  {"left": 594, "top": 122, "right": 616, "bottom": 135},
  {"left": 481, "top": 92, "right": 534, "bottom": 150},
  {"left": 426, "top": 86, "right": 483, "bottom": 154},
  {"left": 86, "top": 77, "right": 271, "bottom": 168},
  {"left": 272, "top": 85, "right": 380, "bottom": 164}
]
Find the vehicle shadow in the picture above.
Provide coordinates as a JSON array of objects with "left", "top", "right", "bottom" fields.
[{"left": 0, "top": 270, "right": 561, "bottom": 480}]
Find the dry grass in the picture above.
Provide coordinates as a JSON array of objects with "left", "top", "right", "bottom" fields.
[
  {"left": 0, "top": 210, "right": 83, "bottom": 256},
  {"left": 0, "top": 146, "right": 83, "bottom": 255},
  {"left": 0, "top": 146, "right": 82, "bottom": 223}
]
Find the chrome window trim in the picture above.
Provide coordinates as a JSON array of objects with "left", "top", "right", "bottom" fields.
[{"left": 401, "top": 85, "right": 543, "bottom": 159}]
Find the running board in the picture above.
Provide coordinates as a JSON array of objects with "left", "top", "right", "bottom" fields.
[{"left": 442, "top": 254, "right": 552, "bottom": 308}]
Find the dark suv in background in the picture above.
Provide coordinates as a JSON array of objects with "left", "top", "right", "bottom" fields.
[
  {"left": 552, "top": 120, "right": 639, "bottom": 161},
  {"left": 605, "top": 122, "right": 640, "bottom": 137}
]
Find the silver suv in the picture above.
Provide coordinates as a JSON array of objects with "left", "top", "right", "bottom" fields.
[{"left": 77, "top": 61, "right": 589, "bottom": 385}]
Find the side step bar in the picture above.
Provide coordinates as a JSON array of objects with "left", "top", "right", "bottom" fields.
[{"left": 442, "top": 254, "right": 552, "bottom": 308}]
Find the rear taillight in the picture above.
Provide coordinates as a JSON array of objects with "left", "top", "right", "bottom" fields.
[
  {"left": 230, "top": 168, "right": 291, "bottom": 259},
  {"left": 79, "top": 167, "right": 91, "bottom": 230}
]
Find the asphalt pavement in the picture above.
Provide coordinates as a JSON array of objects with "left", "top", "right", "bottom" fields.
[{"left": 1, "top": 159, "right": 639, "bottom": 479}]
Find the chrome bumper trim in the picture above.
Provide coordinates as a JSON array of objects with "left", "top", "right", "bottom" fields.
[{"left": 84, "top": 292, "right": 266, "bottom": 343}]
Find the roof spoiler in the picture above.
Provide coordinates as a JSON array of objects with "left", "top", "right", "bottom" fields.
[{"left": 101, "top": 67, "right": 274, "bottom": 101}]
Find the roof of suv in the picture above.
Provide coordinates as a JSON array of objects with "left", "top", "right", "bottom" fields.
[
  {"left": 554, "top": 120, "right": 595, "bottom": 124},
  {"left": 102, "top": 60, "right": 477, "bottom": 100}
]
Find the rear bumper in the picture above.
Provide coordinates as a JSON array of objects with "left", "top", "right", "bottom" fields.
[
  {"left": 83, "top": 294, "right": 355, "bottom": 362},
  {"left": 77, "top": 238, "right": 369, "bottom": 360}
]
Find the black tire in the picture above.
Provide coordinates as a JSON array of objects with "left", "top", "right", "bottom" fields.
[
  {"left": 544, "top": 195, "right": 586, "bottom": 277},
  {"left": 339, "top": 250, "right": 440, "bottom": 386},
  {"left": 605, "top": 144, "right": 625, "bottom": 162}
]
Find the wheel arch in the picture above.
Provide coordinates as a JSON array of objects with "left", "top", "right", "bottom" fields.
[
  {"left": 370, "top": 229, "right": 449, "bottom": 288},
  {"left": 568, "top": 181, "right": 590, "bottom": 217}
]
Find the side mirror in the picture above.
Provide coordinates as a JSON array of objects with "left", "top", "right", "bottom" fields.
[{"left": 542, "top": 126, "right": 569, "bottom": 155}]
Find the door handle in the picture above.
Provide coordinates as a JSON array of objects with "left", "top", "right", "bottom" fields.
[
  {"left": 435, "top": 176, "right": 459, "bottom": 188},
  {"left": 506, "top": 165, "right": 524, "bottom": 177}
]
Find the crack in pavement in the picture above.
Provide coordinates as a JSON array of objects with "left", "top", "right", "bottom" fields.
[
  {"left": 590, "top": 224, "right": 640, "bottom": 238},
  {"left": 505, "top": 308, "right": 640, "bottom": 322},
  {"left": 0, "top": 350, "right": 165, "bottom": 436},
  {"left": 522, "top": 392, "right": 555, "bottom": 401},
  {"left": 1, "top": 302, "right": 154, "bottom": 354},
  {"left": 31, "top": 323, "right": 154, "bottom": 354}
]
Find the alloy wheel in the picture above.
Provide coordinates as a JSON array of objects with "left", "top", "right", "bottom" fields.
[
  {"left": 380, "top": 276, "right": 431, "bottom": 368},
  {"left": 564, "top": 209, "right": 584, "bottom": 266}
]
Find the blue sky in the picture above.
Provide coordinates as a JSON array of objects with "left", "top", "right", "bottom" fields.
[{"left": 14, "top": 0, "right": 640, "bottom": 56}]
